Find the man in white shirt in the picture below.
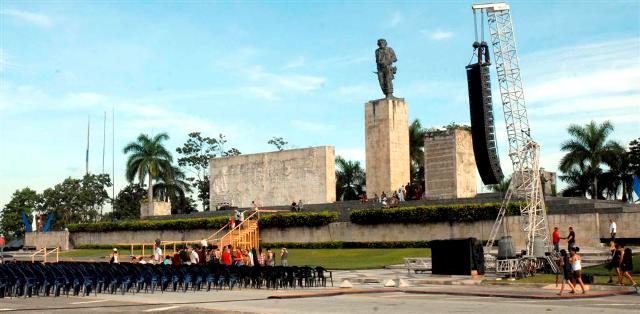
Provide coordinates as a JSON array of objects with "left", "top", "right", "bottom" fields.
[
  {"left": 189, "top": 246, "right": 199, "bottom": 264},
  {"left": 609, "top": 219, "right": 617, "bottom": 241}
]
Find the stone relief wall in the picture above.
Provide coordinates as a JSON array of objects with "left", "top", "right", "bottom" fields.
[{"left": 210, "top": 146, "right": 336, "bottom": 208}]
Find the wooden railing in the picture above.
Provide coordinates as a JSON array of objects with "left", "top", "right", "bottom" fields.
[
  {"left": 114, "top": 209, "right": 285, "bottom": 257},
  {"left": 31, "top": 247, "right": 60, "bottom": 263}
]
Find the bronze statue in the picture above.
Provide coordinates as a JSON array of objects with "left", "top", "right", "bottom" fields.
[{"left": 375, "top": 38, "right": 397, "bottom": 98}]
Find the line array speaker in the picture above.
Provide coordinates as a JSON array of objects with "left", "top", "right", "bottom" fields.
[{"left": 466, "top": 63, "right": 504, "bottom": 185}]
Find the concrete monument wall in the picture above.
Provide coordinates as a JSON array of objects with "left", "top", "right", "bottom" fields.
[
  {"left": 365, "top": 98, "right": 410, "bottom": 197},
  {"left": 140, "top": 201, "right": 171, "bottom": 218},
  {"left": 25, "top": 230, "right": 70, "bottom": 250},
  {"left": 69, "top": 212, "right": 640, "bottom": 249},
  {"left": 209, "top": 146, "right": 335, "bottom": 208},
  {"left": 424, "top": 128, "right": 477, "bottom": 199}
]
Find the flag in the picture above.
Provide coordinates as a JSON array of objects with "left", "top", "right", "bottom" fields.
[
  {"left": 43, "top": 213, "right": 54, "bottom": 232},
  {"left": 22, "top": 212, "right": 32, "bottom": 232}
]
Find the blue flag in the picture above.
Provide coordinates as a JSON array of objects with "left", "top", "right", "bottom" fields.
[
  {"left": 43, "top": 213, "right": 54, "bottom": 232},
  {"left": 22, "top": 212, "right": 32, "bottom": 232}
]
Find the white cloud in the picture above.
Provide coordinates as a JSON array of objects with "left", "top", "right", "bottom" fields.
[
  {"left": 1, "top": 9, "right": 54, "bottom": 28},
  {"left": 422, "top": 29, "right": 454, "bottom": 40},
  {"left": 336, "top": 147, "right": 365, "bottom": 164},
  {"left": 284, "top": 56, "right": 305, "bottom": 69},
  {"left": 291, "top": 120, "right": 335, "bottom": 132},
  {"left": 388, "top": 11, "right": 404, "bottom": 28}
]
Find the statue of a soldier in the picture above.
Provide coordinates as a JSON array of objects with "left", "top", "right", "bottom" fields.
[{"left": 375, "top": 38, "right": 397, "bottom": 98}]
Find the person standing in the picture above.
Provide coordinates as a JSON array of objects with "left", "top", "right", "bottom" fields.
[
  {"left": 266, "top": 247, "right": 275, "bottom": 266},
  {"left": 221, "top": 246, "right": 232, "bottom": 266},
  {"left": 552, "top": 227, "right": 561, "bottom": 252},
  {"left": 0, "top": 234, "right": 5, "bottom": 261},
  {"left": 607, "top": 241, "right": 620, "bottom": 284},
  {"left": 565, "top": 226, "right": 576, "bottom": 250},
  {"left": 609, "top": 219, "right": 617, "bottom": 241},
  {"left": 280, "top": 247, "right": 289, "bottom": 266},
  {"left": 110, "top": 248, "right": 119, "bottom": 264},
  {"left": 398, "top": 186, "right": 405, "bottom": 202},
  {"left": 153, "top": 239, "right": 162, "bottom": 264}
]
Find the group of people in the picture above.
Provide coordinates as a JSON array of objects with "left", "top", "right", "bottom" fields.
[
  {"left": 364, "top": 183, "right": 424, "bottom": 208},
  {"left": 552, "top": 221, "right": 637, "bottom": 294},
  {"left": 111, "top": 242, "right": 290, "bottom": 268}
]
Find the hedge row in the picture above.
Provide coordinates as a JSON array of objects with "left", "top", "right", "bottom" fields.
[
  {"left": 262, "top": 241, "right": 431, "bottom": 249},
  {"left": 257, "top": 212, "right": 338, "bottom": 229},
  {"left": 349, "top": 202, "right": 524, "bottom": 225},
  {"left": 76, "top": 241, "right": 431, "bottom": 250},
  {"left": 68, "top": 212, "right": 338, "bottom": 233}
]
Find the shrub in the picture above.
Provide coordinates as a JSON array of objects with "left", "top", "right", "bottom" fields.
[
  {"left": 349, "top": 202, "right": 524, "bottom": 225},
  {"left": 258, "top": 212, "right": 338, "bottom": 229},
  {"left": 262, "top": 241, "right": 431, "bottom": 249},
  {"left": 68, "top": 212, "right": 338, "bottom": 233}
]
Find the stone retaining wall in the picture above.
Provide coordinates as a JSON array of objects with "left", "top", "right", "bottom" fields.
[{"left": 67, "top": 212, "right": 640, "bottom": 249}]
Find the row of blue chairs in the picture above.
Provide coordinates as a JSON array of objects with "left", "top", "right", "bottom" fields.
[{"left": 0, "top": 262, "right": 332, "bottom": 298}]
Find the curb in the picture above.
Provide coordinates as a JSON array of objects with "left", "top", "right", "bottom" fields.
[{"left": 267, "top": 288, "right": 637, "bottom": 300}]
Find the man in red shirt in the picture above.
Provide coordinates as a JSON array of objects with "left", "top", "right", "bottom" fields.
[
  {"left": 552, "top": 227, "right": 561, "bottom": 252},
  {"left": 221, "top": 246, "right": 232, "bottom": 265}
]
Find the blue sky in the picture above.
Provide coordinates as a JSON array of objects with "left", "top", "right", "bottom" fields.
[{"left": 1, "top": 1, "right": 639, "bottom": 208}]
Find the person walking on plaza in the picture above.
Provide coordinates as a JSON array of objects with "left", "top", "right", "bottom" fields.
[
  {"left": 618, "top": 243, "right": 638, "bottom": 289},
  {"left": 552, "top": 227, "right": 561, "bottom": 252},
  {"left": 569, "top": 247, "right": 586, "bottom": 294},
  {"left": 565, "top": 226, "right": 576, "bottom": 250},
  {"left": 606, "top": 241, "right": 620, "bottom": 284},
  {"left": 557, "top": 249, "right": 576, "bottom": 295},
  {"left": 609, "top": 219, "right": 617, "bottom": 241}
]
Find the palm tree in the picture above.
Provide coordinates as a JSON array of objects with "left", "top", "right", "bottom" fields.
[
  {"left": 489, "top": 175, "right": 511, "bottom": 194},
  {"left": 409, "top": 119, "right": 427, "bottom": 184},
  {"left": 604, "top": 146, "right": 634, "bottom": 202},
  {"left": 124, "top": 133, "right": 173, "bottom": 212},
  {"left": 153, "top": 165, "right": 194, "bottom": 214},
  {"left": 335, "top": 156, "right": 366, "bottom": 201},
  {"left": 559, "top": 120, "right": 620, "bottom": 199}
]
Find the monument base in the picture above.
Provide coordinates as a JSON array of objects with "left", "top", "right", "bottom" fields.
[
  {"left": 140, "top": 201, "right": 171, "bottom": 217},
  {"left": 424, "top": 128, "right": 477, "bottom": 199},
  {"left": 364, "top": 97, "right": 410, "bottom": 197}
]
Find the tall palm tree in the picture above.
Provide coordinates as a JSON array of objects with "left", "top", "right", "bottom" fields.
[
  {"left": 335, "top": 156, "right": 366, "bottom": 201},
  {"left": 559, "top": 120, "right": 620, "bottom": 199},
  {"left": 124, "top": 133, "right": 173, "bottom": 212},
  {"left": 409, "top": 119, "right": 427, "bottom": 184},
  {"left": 153, "top": 165, "right": 194, "bottom": 214},
  {"left": 605, "top": 146, "right": 634, "bottom": 202}
]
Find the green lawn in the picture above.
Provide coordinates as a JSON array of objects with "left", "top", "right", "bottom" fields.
[
  {"left": 59, "top": 248, "right": 430, "bottom": 269},
  {"left": 287, "top": 248, "right": 430, "bottom": 270}
]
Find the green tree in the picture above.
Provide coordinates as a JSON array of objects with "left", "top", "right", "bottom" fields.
[
  {"left": 124, "top": 133, "right": 173, "bottom": 212},
  {"left": 559, "top": 120, "right": 621, "bottom": 199},
  {"left": 604, "top": 145, "right": 635, "bottom": 202},
  {"left": 0, "top": 188, "right": 40, "bottom": 240},
  {"left": 111, "top": 183, "right": 146, "bottom": 220},
  {"left": 39, "top": 174, "right": 112, "bottom": 227},
  {"left": 176, "top": 132, "right": 241, "bottom": 211},
  {"left": 409, "top": 119, "right": 426, "bottom": 185},
  {"left": 629, "top": 138, "right": 640, "bottom": 177},
  {"left": 335, "top": 156, "right": 366, "bottom": 201},
  {"left": 154, "top": 165, "right": 196, "bottom": 214},
  {"left": 489, "top": 175, "right": 511, "bottom": 194},
  {"left": 268, "top": 137, "right": 288, "bottom": 151}
]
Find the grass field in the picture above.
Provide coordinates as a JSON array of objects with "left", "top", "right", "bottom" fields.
[{"left": 59, "top": 248, "right": 431, "bottom": 269}]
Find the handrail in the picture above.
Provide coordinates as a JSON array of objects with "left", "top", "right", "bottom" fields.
[
  {"left": 207, "top": 222, "right": 230, "bottom": 241},
  {"left": 43, "top": 247, "right": 60, "bottom": 263},
  {"left": 31, "top": 247, "right": 46, "bottom": 262}
]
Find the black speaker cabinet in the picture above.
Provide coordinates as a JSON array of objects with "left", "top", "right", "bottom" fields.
[
  {"left": 466, "top": 63, "right": 504, "bottom": 185},
  {"left": 430, "top": 238, "right": 485, "bottom": 275}
]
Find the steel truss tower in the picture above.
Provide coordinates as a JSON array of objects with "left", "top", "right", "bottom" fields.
[{"left": 472, "top": 3, "right": 550, "bottom": 256}]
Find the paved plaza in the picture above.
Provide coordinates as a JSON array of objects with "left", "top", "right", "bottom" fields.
[{"left": 1, "top": 269, "right": 638, "bottom": 314}]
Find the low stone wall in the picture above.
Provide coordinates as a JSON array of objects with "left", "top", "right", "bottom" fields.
[
  {"left": 25, "top": 230, "right": 70, "bottom": 250},
  {"left": 69, "top": 212, "right": 640, "bottom": 249}
]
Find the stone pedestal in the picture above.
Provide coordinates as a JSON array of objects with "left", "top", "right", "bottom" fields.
[
  {"left": 365, "top": 97, "right": 410, "bottom": 197},
  {"left": 424, "top": 128, "right": 477, "bottom": 199},
  {"left": 140, "top": 201, "right": 171, "bottom": 217}
]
